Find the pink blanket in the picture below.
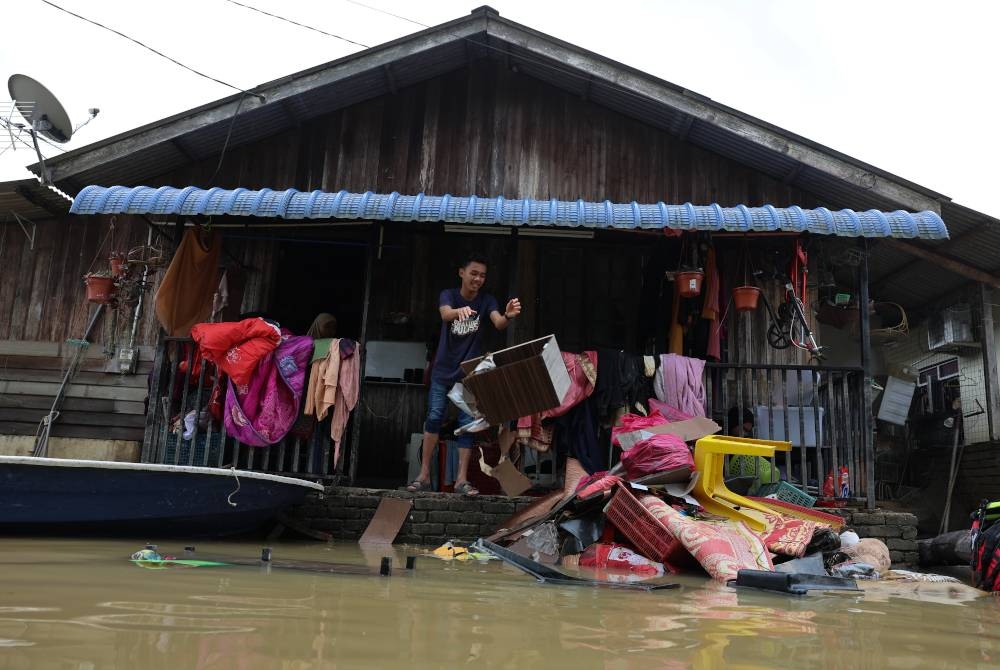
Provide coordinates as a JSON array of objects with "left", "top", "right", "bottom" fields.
[
  {"left": 654, "top": 354, "right": 706, "bottom": 417},
  {"left": 225, "top": 335, "right": 312, "bottom": 447}
]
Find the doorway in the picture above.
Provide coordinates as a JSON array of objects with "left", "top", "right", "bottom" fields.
[{"left": 270, "top": 236, "right": 369, "bottom": 340}]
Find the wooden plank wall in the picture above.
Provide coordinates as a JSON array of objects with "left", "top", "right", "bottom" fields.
[
  {"left": 163, "top": 59, "right": 819, "bottom": 207},
  {"left": 0, "top": 340, "right": 154, "bottom": 442}
]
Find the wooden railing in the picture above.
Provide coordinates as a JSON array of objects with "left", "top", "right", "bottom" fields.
[
  {"left": 703, "top": 363, "right": 873, "bottom": 508},
  {"left": 141, "top": 337, "right": 339, "bottom": 480}
]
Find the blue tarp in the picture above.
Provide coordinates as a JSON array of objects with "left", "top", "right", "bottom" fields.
[{"left": 70, "top": 185, "right": 949, "bottom": 239}]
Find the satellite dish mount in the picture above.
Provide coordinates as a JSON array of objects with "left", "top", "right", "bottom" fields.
[{"left": 7, "top": 74, "right": 74, "bottom": 186}]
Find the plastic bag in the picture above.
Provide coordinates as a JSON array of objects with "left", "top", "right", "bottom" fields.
[
  {"left": 620, "top": 433, "right": 694, "bottom": 479},
  {"left": 579, "top": 543, "right": 664, "bottom": 577},
  {"left": 611, "top": 411, "right": 670, "bottom": 447},
  {"left": 447, "top": 382, "right": 481, "bottom": 417}
]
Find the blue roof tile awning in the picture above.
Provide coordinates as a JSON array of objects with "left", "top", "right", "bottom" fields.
[{"left": 70, "top": 185, "right": 949, "bottom": 239}]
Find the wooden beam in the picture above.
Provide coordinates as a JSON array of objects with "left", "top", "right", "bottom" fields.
[
  {"left": 858, "top": 239, "right": 875, "bottom": 511},
  {"left": 872, "top": 225, "right": 982, "bottom": 284},
  {"left": 981, "top": 284, "right": 1000, "bottom": 441},
  {"left": 881, "top": 238, "right": 1000, "bottom": 289}
]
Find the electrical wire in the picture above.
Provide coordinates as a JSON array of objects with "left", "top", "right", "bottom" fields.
[
  {"left": 207, "top": 91, "right": 248, "bottom": 185},
  {"left": 225, "top": 0, "right": 370, "bottom": 48},
  {"left": 40, "top": 0, "right": 265, "bottom": 102},
  {"left": 346, "top": 0, "right": 428, "bottom": 28}
]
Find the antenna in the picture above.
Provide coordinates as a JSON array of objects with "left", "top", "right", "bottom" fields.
[{"left": 6, "top": 74, "right": 74, "bottom": 185}]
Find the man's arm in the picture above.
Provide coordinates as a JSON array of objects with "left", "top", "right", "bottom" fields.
[{"left": 489, "top": 298, "right": 522, "bottom": 330}]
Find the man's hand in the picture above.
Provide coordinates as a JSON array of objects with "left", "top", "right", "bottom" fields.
[
  {"left": 455, "top": 306, "right": 477, "bottom": 321},
  {"left": 504, "top": 298, "right": 522, "bottom": 319}
]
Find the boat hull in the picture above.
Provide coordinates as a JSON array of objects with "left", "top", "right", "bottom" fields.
[{"left": 0, "top": 456, "right": 324, "bottom": 537}]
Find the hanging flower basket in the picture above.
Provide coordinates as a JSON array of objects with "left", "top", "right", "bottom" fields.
[
  {"left": 109, "top": 253, "right": 127, "bottom": 278},
  {"left": 677, "top": 270, "right": 704, "bottom": 298},
  {"left": 83, "top": 273, "right": 116, "bottom": 304},
  {"left": 732, "top": 285, "right": 761, "bottom": 312}
]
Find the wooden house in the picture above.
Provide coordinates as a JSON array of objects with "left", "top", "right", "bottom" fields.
[{"left": 3, "top": 7, "right": 999, "bottom": 510}]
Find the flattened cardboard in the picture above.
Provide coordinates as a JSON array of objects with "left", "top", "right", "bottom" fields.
[
  {"left": 617, "top": 417, "right": 721, "bottom": 450},
  {"left": 491, "top": 459, "right": 533, "bottom": 496},
  {"left": 359, "top": 497, "right": 413, "bottom": 545}
]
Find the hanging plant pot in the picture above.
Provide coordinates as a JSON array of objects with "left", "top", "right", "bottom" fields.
[
  {"left": 733, "top": 285, "right": 761, "bottom": 312},
  {"left": 677, "top": 270, "right": 704, "bottom": 298},
  {"left": 84, "top": 274, "right": 116, "bottom": 304},
  {"left": 109, "top": 253, "right": 127, "bottom": 278}
]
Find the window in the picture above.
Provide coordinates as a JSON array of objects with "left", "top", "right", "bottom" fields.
[{"left": 917, "top": 358, "right": 959, "bottom": 416}]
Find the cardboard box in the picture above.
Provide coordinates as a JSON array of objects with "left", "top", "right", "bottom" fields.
[{"left": 460, "top": 335, "right": 571, "bottom": 425}]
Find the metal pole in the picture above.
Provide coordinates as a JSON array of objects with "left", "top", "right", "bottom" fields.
[
  {"left": 33, "top": 304, "right": 106, "bottom": 457},
  {"left": 858, "top": 238, "right": 875, "bottom": 510}
]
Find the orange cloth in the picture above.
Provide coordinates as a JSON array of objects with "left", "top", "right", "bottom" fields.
[
  {"left": 668, "top": 282, "right": 683, "bottom": 354},
  {"left": 701, "top": 247, "right": 721, "bottom": 360},
  {"left": 154, "top": 228, "right": 222, "bottom": 336},
  {"left": 303, "top": 339, "right": 342, "bottom": 420}
]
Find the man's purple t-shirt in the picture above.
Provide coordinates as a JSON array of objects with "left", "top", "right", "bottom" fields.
[{"left": 432, "top": 287, "right": 499, "bottom": 385}]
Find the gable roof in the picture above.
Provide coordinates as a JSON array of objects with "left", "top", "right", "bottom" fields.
[{"left": 35, "top": 6, "right": 943, "bottom": 216}]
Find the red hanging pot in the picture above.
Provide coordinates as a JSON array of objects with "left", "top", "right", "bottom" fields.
[
  {"left": 84, "top": 274, "right": 116, "bottom": 304},
  {"left": 677, "top": 270, "right": 704, "bottom": 298},
  {"left": 732, "top": 285, "right": 761, "bottom": 312},
  {"left": 109, "top": 254, "right": 127, "bottom": 277}
]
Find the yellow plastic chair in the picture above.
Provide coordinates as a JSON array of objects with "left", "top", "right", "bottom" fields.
[{"left": 692, "top": 435, "right": 792, "bottom": 532}]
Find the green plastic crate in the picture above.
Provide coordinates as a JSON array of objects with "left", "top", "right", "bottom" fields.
[{"left": 752, "top": 480, "right": 816, "bottom": 508}]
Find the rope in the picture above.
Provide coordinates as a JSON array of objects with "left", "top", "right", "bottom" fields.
[{"left": 226, "top": 466, "right": 241, "bottom": 507}]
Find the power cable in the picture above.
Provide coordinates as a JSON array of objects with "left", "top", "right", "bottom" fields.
[
  {"left": 224, "top": 0, "right": 370, "bottom": 49},
  {"left": 40, "top": 0, "right": 265, "bottom": 103},
  {"left": 345, "top": 0, "right": 428, "bottom": 28}
]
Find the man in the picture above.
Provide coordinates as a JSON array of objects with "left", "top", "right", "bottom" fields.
[{"left": 406, "top": 255, "right": 521, "bottom": 496}]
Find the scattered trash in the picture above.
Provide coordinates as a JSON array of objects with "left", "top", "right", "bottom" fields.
[{"left": 474, "top": 539, "right": 677, "bottom": 591}]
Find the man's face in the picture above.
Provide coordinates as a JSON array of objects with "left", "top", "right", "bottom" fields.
[{"left": 459, "top": 261, "right": 487, "bottom": 294}]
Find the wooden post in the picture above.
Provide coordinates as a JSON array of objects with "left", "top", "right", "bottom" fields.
[
  {"left": 858, "top": 239, "right": 876, "bottom": 510},
  {"left": 980, "top": 284, "right": 1000, "bottom": 441},
  {"left": 346, "top": 224, "right": 377, "bottom": 485}
]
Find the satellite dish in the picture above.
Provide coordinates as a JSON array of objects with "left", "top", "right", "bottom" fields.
[{"left": 7, "top": 74, "right": 73, "bottom": 143}]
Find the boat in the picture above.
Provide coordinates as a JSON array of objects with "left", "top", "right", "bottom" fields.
[{"left": 0, "top": 455, "right": 325, "bottom": 537}]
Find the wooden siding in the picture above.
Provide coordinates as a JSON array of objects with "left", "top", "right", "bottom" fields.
[
  {"left": 162, "top": 59, "right": 819, "bottom": 207},
  {"left": 0, "top": 340, "right": 154, "bottom": 442}
]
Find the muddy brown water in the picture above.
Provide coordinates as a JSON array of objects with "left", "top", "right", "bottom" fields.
[{"left": 1, "top": 538, "right": 998, "bottom": 669}]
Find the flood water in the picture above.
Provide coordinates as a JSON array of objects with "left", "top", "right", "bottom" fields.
[{"left": 2, "top": 538, "right": 999, "bottom": 669}]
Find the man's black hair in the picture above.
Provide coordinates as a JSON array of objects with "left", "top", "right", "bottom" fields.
[{"left": 460, "top": 254, "right": 489, "bottom": 269}]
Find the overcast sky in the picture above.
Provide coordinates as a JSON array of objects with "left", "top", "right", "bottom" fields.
[{"left": 1, "top": 0, "right": 997, "bottom": 217}]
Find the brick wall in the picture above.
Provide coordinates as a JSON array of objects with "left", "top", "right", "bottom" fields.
[
  {"left": 288, "top": 489, "right": 920, "bottom": 566},
  {"left": 844, "top": 511, "right": 919, "bottom": 566},
  {"left": 285, "top": 487, "right": 538, "bottom": 545}
]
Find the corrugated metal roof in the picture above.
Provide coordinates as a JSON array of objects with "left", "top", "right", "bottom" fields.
[
  {"left": 0, "top": 179, "right": 72, "bottom": 221},
  {"left": 70, "top": 184, "right": 948, "bottom": 239}
]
